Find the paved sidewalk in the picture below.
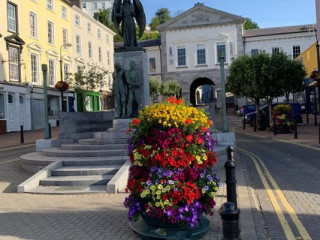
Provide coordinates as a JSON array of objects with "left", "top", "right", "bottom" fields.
[{"left": 0, "top": 127, "right": 59, "bottom": 149}]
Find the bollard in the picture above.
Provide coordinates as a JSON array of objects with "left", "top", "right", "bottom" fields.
[
  {"left": 49, "top": 123, "right": 52, "bottom": 139},
  {"left": 273, "top": 118, "right": 277, "bottom": 136},
  {"left": 242, "top": 116, "right": 246, "bottom": 130},
  {"left": 294, "top": 120, "right": 298, "bottom": 139},
  {"left": 225, "top": 147, "right": 237, "bottom": 209},
  {"left": 306, "top": 112, "right": 309, "bottom": 125},
  {"left": 253, "top": 117, "right": 257, "bottom": 132},
  {"left": 315, "top": 113, "right": 318, "bottom": 127},
  {"left": 20, "top": 125, "right": 24, "bottom": 144},
  {"left": 219, "top": 202, "right": 241, "bottom": 240}
]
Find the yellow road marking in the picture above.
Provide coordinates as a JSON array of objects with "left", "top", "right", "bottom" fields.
[
  {"left": 0, "top": 144, "right": 35, "bottom": 152},
  {"left": 239, "top": 148, "right": 312, "bottom": 240},
  {"left": 239, "top": 148, "right": 296, "bottom": 239},
  {"left": 247, "top": 150, "right": 312, "bottom": 240}
]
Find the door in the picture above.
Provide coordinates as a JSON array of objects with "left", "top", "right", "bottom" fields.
[{"left": 7, "top": 93, "right": 15, "bottom": 132}]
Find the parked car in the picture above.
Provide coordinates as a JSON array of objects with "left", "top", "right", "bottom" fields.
[
  {"left": 244, "top": 102, "right": 303, "bottom": 126},
  {"left": 239, "top": 104, "right": 256, "bottom": 116}
]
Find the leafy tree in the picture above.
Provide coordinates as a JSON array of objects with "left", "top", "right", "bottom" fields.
[
  {"left": 67, "top": 67, "right": 108, "bottom": 111},
  {"left": 244, "top": 18, "right": 259, "bottom": 30},
  {"left": 94, "top": 9, "right": 112, "bottom": 28},
  {"left": 149, "top": 77, "right": 161, "bottom": 102},
  {"left": 149, "top": 8, "right": 171, "bottom": 30},
  {"left": 160, "top": 80, "right": 180, "bottom": 97}
]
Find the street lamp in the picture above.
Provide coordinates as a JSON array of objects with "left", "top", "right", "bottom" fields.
[{"left": 59, "top": 43, "right": 72, "bottom": 112}]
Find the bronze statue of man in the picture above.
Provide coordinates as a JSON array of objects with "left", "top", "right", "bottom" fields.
[
  {"left": 113, "top": 62, "right": 127, "bottom": 118},
  {"left": 126, "top": 60, "right": 140, "bottom": 117},
  {"left": 112, "top": 0, "right": 146, "bottom": 48}
]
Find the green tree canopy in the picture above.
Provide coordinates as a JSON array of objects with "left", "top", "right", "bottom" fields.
[
  {"left": 150, "top": 8, "right": 171, "bottom": 31},
  {"left": 149, "top": 77, "right": 161, "bottom": 101},
  {"left": 160, "top": 80, "right": 180, "bottom": 97},
  {"left": 244, "top": 18, "right": 259, "bottom": 30}
]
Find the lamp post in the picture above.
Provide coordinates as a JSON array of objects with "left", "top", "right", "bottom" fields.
[
  {"left": 59, "top": 43, "right": 72, "bottom": 112},
  {"left": 219, "top": 51, "right": 228, "bottom": 132}
]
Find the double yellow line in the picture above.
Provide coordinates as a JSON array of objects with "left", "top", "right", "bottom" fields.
[{"left": 238, "top": 148, "right": 311, "bottom": 240}]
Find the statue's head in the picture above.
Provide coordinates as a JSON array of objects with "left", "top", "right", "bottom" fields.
[
  {"left": 129, "top": 60, "right": 136, "bottom": 68},
  {"left": 115, "top": 62, "right": 122, "bottom": 71}
]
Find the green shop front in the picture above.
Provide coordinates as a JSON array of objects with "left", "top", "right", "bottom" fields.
[{"left": 76, "top": 91, "right": 100, "bottom": 112}]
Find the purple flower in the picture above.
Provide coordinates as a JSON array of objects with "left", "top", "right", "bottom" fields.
[
  {"left": 146, "top": 180, "right": 152, "bottom": 187},
  {"left": 190, "top": 223, "right": 195, "bottom": 228},
  {"left": 168, "top": 180, "right": 174, "bottom": 185},
  {"left": 204, "top": 185, "right": 209, "bottom": 191},
  {"left": 166, "top": 209, "right": 173, "bottom": 217},
  {"left": 200, "top": 173, "right": 205, "bottom": 178},
  {"left": 178, "top": 207, "right": 184, "bottom": 214}
]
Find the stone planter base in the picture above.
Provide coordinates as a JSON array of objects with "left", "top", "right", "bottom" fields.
[{"left": 130, "top": 216, "right": 210, "bottom": 240}]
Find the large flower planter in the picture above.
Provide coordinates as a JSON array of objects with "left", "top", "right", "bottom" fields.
[{"left": 124, "top": 97, "right": 220, "bottom": 240}]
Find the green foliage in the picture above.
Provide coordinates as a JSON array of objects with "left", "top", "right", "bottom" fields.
[
  {"left": 149, "top": 77, "right": 161, "bottom": 100},
  {"left": 244, "top": 18, "right": 259, "bottom": 30},
  {"left": 160, "top": 80, "right": 180, "bottom": 97},
  {"left": 149, "top": 8, "right": 171, "bottom": 31},
  {"left": 94, "top": 9, "right": 112, "bottom": 28}
]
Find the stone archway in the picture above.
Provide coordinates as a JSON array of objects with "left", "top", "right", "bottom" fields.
[{"left": 190, "top": 78, "right": 215, "bottom": 106}]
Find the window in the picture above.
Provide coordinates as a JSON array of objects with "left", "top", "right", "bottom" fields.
[
  {"left": 251, "top": 49, "right": 258, "bottom": 56},
  {"left": 19, "top": 95, "right": 24, "bottom": 104},
  {"left": 63, "top": 63, "right": 70, "bottom": 81},
  {"left": 77, "top": 65, "right": 82, "bottom": 73},
  {"left": 75, "top": 14, "right": 80, "bottom": 26},
  {"left": 293, "top": 45, "right": 301, "bottom": 59},
  {"left": 107, "top": 51, "right": 110, "bottom": 65},
  {"left": 76, "top": 35, "right": 81, "bottom": 53},
  {"left": 93, "top": 2, "right": 98, "bottom": 9},
  {"left": 98, "top": 47, "right": 102, "bottom": 62},
  {"left": 177, "top": 46, "right": 186, "bottom": 66},
  {"left": 48, "top": 21, "right": 54, "bottom": 45},
  {"left": 87, "top": 22, "right": 91, "bottom": 33},
  {"left": 31, "top": 53, "right": 39, "bottom": 83},
  {"left": 62, "top": 29, "right": 69, "bottom": 49},
  {"left": 106, "top": 34, "right": 110, "bottom": 44},
  {"left": 8, "top": 46, "right": 19, "bottom": 82},
  {"left": 149, "top": 58, "right": 156, "bottom": 72},
  {"left": 47, "top": 0, "right": 53, "bottom": 10},
  {"left": 88, "top": 41, "right": 93, "bottom": 58},
  {"left": 217, "top": 42, "right": 226, "bottom": 62},
  {"left": 7, "top": 2, "right": 17, "bottom": 33},
  {"left": 101, "top": 2, "right": 106, "bottom": 9},
  {"left": 196, "top": 44, "right": 206, "bottom": 65},
  {"left": 48, "top": 59, "right": 56, "bottom": 86},
  {"left": 82, "top": 2, "right": 86, "bottom": 8},
  {"left": 62, "top": 6, "right": 67, "bottom": 19},
  {"left": 272, "top": 47, "right": 280, "bottom": 54},
  {"left": 97, "top": 29, "right": 101, "bottom": 39},
  {"left": 29, "top": 12, "right": 37, "bottom": 38},
  {"left": 8, "top": 95, "right": 13, "bottom": 104}
]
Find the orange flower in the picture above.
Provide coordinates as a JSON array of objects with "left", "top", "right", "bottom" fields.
[
  {"left": 208, "top": 120, "right": 213, "bottom": 125},
  {"left": 186, "top": 134, "right": 193, "bottom": 143},
  {"left": 185, "top": 118, "right": 192, "bottom": 124},
  {"left": 132, "top": 118, "right": 140, "bottom": 126},
  {"left": 201, "top": 127, "right": 207, "bottom": 132}
]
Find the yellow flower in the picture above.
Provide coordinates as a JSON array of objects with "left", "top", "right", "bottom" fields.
[{"left": 157, "top": 184, "right": 163, "bottom": 189}]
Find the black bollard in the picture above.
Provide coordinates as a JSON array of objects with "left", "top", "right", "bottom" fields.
[
  {"left": 20, "top": 125, "right": 24, "bottom": 144},
  {"left": 273, "top": 118, "right": 277, "bottom": 136},
  {"left": 315, "top": 113, "right": 318, "bottom": 127},
  {"left": 49, "top": 123, "right": 52, "bottom": 139},
  {"left": 225, "top": 147, "right": 237, "bottom": 209},
  {"left": 219, "top": 202, "right": 241, "bottom": 240},
  {"left": 253, "top": 117, "right": 257, "bottom": 132},
  {"left": 242, "top": 116, "right": 246, "bottom": 130},
  {"left": 306, "top": 112, "right": 309, "bottom": 125},
  {"left": 294, "top": 120, "right": 298, "bottom": 139}
]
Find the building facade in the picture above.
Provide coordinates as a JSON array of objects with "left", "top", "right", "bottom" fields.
[
  {"left": 81, "top": 0, "right": 114, "bottom": 17},
  {"left": 0, "top": 0, "right": 115, "bottom": 134}
]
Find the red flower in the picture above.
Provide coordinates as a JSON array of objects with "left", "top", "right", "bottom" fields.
[
  {"left": 201, "top": 127, "right": 207, "bottom": 132},
  {"left": 132, "top": 118, "right": 140, "bottom": 125},
  {"left": 185, "top": 118, "right": 192, "bottom": 124},
  {"left": 185, "top": 134, "right": 193, "bottom": 143},
  {"left": 126, "top": 127, "right": 132, "bottom": 135},
  {"left": 197, "top": 138, "right": 203, "bottom": 144}
]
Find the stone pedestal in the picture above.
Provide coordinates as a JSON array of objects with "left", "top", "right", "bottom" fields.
[{"left": 114, "top": 51, "right": 150, "bottom": 111}]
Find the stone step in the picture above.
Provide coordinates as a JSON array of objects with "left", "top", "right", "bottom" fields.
[
  {"left": 39, "top": 174, "right": 113, "bottom": 186},
  {"left": 94, "top": 131, "right": 128, "bottom": 139},
  {"left": 78, "top": 138, "right": 128, "bottom": 145},
  {"left": 41, "top": 148, "right": 128, "bottom": 157},
  {"left": 24, "top": 185, "right": 107, "bottom": 194},
  {"left": 59, "top": 132, "right": 95, "bottom": 140},
  {"left": 60, "top": 143, "right": 128, "bottom": 151},
  {"left": 61, "top": 156, "right": 128, "bottom": 166},
  {"left": 51, "top": 165, "right": 122, "bottom": 176}
]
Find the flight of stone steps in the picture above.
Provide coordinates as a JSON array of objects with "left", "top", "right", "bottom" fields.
[{"left": 18, "top": 119, "right": 131, "bottom": 194}]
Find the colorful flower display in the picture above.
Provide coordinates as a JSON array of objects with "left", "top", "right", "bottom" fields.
[
  {"left": 124, "top": 97, "right": 219, "bottom": 228},
  {"left": 272, "top": 104, "right": 294, "bottom": 132},
  {"left": 54, "top": 81, "right": 69, "bottom": 91}
]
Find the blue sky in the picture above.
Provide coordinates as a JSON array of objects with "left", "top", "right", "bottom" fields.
[{"left": 140, "top": 0, "right": 316, "bottom": 28}]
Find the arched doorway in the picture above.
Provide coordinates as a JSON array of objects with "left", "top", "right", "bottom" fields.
[{"left": 190, "top": 78, "right": 215, "bottom": 106}]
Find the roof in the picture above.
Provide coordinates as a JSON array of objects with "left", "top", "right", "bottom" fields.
[{"left": 243, "top": 24, "right": 316, "bottom": 38}]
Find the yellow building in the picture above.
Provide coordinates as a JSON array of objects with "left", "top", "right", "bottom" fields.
[{"left": 295, "top": 42, "right": 318, "bottom": 76}]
